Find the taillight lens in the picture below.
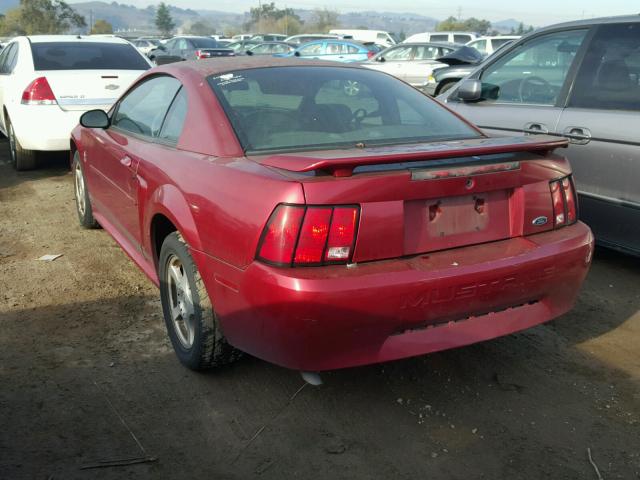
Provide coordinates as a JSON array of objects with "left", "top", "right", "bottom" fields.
[
  {"left": 367, "top": 50, "right": 375, "bottom": 59},
  {"left": 550, "top": 176, "right": 578, "bottom": 228},
  {"left": 257, "top": 204, "right": 360, "bottom": 267},
  {"left": 196, "top": 50, "right": 210, "bottom": 59},
  {"left": 257, "top": 205, "right": 305, "bottom": 264},
  {"left": 21, "top": 77, "right": 57, "bottom": 105}
]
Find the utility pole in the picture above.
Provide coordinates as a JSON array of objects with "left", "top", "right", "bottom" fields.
[{"left": 457, "top": 6, "right": 462, "bottom": 20}]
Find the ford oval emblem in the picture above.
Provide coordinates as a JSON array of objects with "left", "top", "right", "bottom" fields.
[{"left": 532, "top": 216, "right": 548, "bottom": 226}]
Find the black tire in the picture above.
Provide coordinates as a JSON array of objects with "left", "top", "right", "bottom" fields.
[
  {"left": 159, "top": 232, "right": 241, "bottom": 370},
  {"left": 436, "top": 79, "right": 458, "bottom": 96},
  {"left": 72, "top": 151, "right": 99, "bottom": 229},
  {"left": 8, "top": 120, "right": 37, "bottom": 171}
]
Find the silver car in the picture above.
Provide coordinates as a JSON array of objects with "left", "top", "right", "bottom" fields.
[{"left": 440, "top": 15, "right": 640, "bottom": 256}]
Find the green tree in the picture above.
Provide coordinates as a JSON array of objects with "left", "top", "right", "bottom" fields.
[
  {"left": 307, "top": 8, "right": 339, "bottom": 33},
  {"left": 188, "top": 20, "right": 215, "bottom": 36},
  {"left": 245, "top": 2, "right": 301, "bottom": 33},
  {"left": 436, "top": 16, "right": 491, "bottom": 35},
  {"left": 0, "top": 0, "right": 85, "bottom": 35},
  {"left": 91, "top": 19, "right": 113, "bottom": 34},
  {"left": 155, "top": 2, "right": 175, "bottom": 37}
]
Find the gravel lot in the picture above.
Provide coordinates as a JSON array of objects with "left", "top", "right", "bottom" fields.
[{"left": 1, "top": 144, "right": 639, "bottom": 480}]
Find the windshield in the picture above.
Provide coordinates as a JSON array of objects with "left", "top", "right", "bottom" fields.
[
  {"left": 208, "top": 66, "right": 480, "bottom": 154},
  {"left": 31, "top": 42, "right": 150, "bottom": 71},
  {"left": 190, "top": 38, "right": 218, "bottom": 48}
]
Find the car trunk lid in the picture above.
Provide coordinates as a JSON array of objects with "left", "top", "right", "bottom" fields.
[
  {"left": 42, "top": 70, "right": 144, "bottom": 111},
  {"left": 257, "top": 135, "right": 570, "bottom": 262}
]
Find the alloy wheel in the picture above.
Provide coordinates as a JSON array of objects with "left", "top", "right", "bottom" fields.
[{"left": 166, "top": 254, "right": 195, "bottom": 349}]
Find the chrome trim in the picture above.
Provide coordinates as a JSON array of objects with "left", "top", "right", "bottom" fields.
[{"left": 57, "top": 98, "right": 116, "bottom": 106}]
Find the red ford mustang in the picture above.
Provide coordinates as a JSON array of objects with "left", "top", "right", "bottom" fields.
[{"left": 71, "top": 58, "right": 593, "bottom": 372}]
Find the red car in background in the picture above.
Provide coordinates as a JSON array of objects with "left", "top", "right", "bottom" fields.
[{"left": 71, "top": 58, "right": 593, "bottom": 372}]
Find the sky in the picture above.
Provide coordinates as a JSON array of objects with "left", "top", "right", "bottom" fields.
[{"left": 67, "top": 0, "right": 638, "bottom": 25}]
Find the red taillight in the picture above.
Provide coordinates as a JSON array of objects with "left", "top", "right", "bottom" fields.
[
  {"left": 196, "top": 50, "right": 210, "bottom": 59},
  {"left": 550, "top": 176, "right": 578, "bottom": 228},
  {"left": 257, "top": 204, "right": 360, "bottom": 267},
  {"left": 367, "top": 50, "right": 375, "bottom": 59},
  {"left": 325, "top": 207, "right": 358, "bottom": 262},
  {"left": 21, "top": 77, "right": 57, "bottom": 105},
  {"left": 257, "top": 205, "right": 305, "bottom": 264},
  {"left": 562, "top": 177, "right": 577, "bottom": 223}
]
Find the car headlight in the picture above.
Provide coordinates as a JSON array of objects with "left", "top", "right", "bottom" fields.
[{"left": 427, "top": 75, "right": 435, "bottom": 84}]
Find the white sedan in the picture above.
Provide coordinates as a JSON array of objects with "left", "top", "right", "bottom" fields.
[{"left": 0, "top": 35, "right": 151, "bottom": 170}]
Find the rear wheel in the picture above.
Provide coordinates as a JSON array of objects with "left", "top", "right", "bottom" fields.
[
  {"left": 72, "top": 151, "right": 99, "bottom": 229},
  {"left": 159, "top": 232, "right": 241, "bottom": 370},
  {"left": 8, "top": 120, "right": 37, "bottom": 171}
]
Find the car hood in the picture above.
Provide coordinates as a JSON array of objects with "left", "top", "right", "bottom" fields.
[{"left": 436, "top": 46, "right": 484, "bottom": 66}]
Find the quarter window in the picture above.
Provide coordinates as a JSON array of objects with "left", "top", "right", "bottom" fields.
[
  {"left": 568, "top": 23, "right": 640, "bottom": 111},
  {"left": 479, "top": 29, "right": 587, "bottom": 105},
  {"left": 112, "top": 76, "right": 181, "bottom": 137},
  {"left": 159, "top": 88, "right": 188, "bottom": 143}
]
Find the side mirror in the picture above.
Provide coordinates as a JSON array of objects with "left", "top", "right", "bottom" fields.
[
  {"left": 457, "top": 79, "right": 482, "bottom": 102},
  {"left": 80, "top": 109, "right": 109, "bottom": 129},
  {"left": 377, "top": 56, "right": 385, "bottom": 62},
  {"left": 157, "top": 45, "right": 166, "bottom": 51},
  {"left": 245, "top": 50, "right": 254, "bottom": 56},
  {"left": 294, "top": 51, "right": 301, "bottom": 57}
]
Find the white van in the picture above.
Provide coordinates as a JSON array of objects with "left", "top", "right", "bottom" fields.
[
  {"left": 404, "top": 31, "right": 478, "bottom": 45},
  {"left": 329, "top": 29, "right": 396, "bottom": 47}
]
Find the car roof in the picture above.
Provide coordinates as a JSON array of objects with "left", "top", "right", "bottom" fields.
[
  {"left": 155, "top": 57, "right": 360, "bottom": 78},
  {"left": 535, "top": 13, "right": 640, "bottom": 32},
  {"left": 26, "top": 35, "right": 131, "bottom": 44}
]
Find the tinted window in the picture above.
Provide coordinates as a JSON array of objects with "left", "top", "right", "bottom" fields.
[
  {"left": 0, "top": 44, "right": 11, "bottom": 73},
  {"left": 191, "top": 38, "right": 218, "bottom": 48},
  {"left": 470, "top": 39, "right": 487, "bottom": 53},
  {"left": 569, "top": 23, "right": 640, "bottom": 111},
  {"left": 31, "top": 42, "right": 149, "bottom": 71},
  {"left": 430, "top": 34, "right": 449, "bottom": 42},
  {"left": 454, "top": 34, "right": 473, "bottom": 44},
  {"left": 209, "top": 67, "right": 480, "bottom": 153},
  {"left": 113, "top": 76, "right": 181, "bottom": 137},
  {"left": 414, "top": 45, "right": 442, "bottom": 60},
  {"left": 480, "top": 29, "right": 587, "bottom": 105},
  {"left": 492, "top": 38, "right": 514, "bottom": 49},
  {"left": 159, "top": 88, "right": 188, "bottom": 143}
]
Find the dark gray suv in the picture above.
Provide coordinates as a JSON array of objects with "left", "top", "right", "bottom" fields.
[{"left": 440, "top": 15, "right": 640, "bottom": 256}]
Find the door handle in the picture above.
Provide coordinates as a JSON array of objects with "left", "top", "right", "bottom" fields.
[
  {"left": 120, "top": 156, "right": 132, "bottom": 168},
  {"left": 563, "top": 126, "right": 592, "bottom": 145},
  {"left": 523, "top": 122, "right": 548, "bottom": 135}
]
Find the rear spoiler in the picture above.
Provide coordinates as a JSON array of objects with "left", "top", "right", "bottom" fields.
[{"left": 259, "top": 135, "right": 568, "bottom": 177}]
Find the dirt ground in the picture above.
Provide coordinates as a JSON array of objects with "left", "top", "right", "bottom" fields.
[{"left": 0, "top": 143, "right": 639, "bottom": 480}]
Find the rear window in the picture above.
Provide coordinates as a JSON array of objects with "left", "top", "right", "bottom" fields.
[
  {"left": 208, "top": 66, "right": 480, "bottom": 154},
  {"left": 31, "top": 42, "right": 150, "bottom": 71},
  {"left": 190, "top": 38, "right": 218, "bottom": 48}
]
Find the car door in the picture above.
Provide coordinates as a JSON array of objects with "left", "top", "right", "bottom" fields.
[
  {"left": 556, "top": 22, "right": 640, "bottom": 253},
  {"left": 448, "top": 28, "right": 589, "bottom": 140},
  {"left": 297, "top": 42, "right": 325, "bottom": 59},
  {"left": 88, "top": 75, "right": 182, "bottom": 250}
]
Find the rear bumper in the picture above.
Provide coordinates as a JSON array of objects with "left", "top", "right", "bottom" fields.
[
  {"left": 9, "top": 104, "right": 107, "bottom": 151},
  {"left": 195, "top": 222, "right": 594, "bottom": 371}
]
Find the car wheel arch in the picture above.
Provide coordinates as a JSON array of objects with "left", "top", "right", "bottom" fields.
[{"left": 146, "top": 184, "right": 204, "bottom": 269}]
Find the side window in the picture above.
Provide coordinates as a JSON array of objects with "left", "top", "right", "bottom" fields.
[
  {"left": 344, "top": 44, "right": 359, "bottom": 54},
  {"left": 480, "top": 29, "right": 587, "bottom": 105},
  {"left": 176, "top": 39, "right": 189, "bottom": 51},
  {"left": 430, "top": 34, "right": 449, "bottom": 42},
  {"left": 470, "top": 40, "right": 487, "bottom": 54},
  {"left": 454, "top": 34, "right": 472, "bottom": 44},
  {"left": 326, "top": 42, "right": 341, "bottom": 55},
  {"left": 0, "top": 43, "right": 17, "bottom": 74},
  {"left": 414, "top": 46, "right": 439, "bottom": 60},
  {"left": 376, "top": 33, "right": 387, "bottom": 40},
  {"left": 299, "top": 43, "right": 324, "bottom": 55},
  {"left": 569, "top": 23, "right": 640, "bottom": 111},
  {"left": 159, "top": 88, "right": 188, "bottom": 143},
  {"left": 384, "top": 45, "right": 413, "bottom": 60},
  {"left": 0, "top": 43, "right": 14, "bottom": 74},
  {"left": 113, "top": 76, "right": 181, "bottom": 137}
]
